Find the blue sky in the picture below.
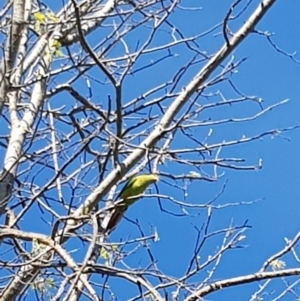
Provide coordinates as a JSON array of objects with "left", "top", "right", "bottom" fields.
[
  {"left": 110, "top": 1, "right": 300, "bottom": 298},
  {"left": 1, "top": 0, "right": 300, "bottom": 300}
]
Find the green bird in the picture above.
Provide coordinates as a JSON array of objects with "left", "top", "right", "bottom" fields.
[{"left": 105, "top": 173, "right": 159, "bottom": 231}]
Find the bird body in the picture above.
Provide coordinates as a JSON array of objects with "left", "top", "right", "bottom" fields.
[
  {"left": 117, "top": 173, "right": 159, "bottom": 203},
  {"left": 105, "top": 174, "right": 158, "bottom": 231}
]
